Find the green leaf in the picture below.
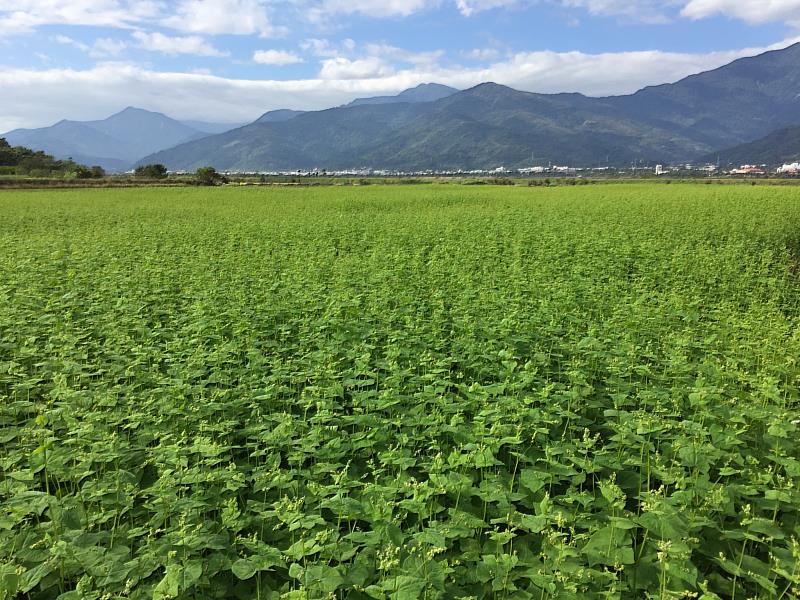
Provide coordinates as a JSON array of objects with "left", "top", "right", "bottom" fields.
[
  {"left": 182, "top": 560, "right": 203, "bottom": 589},
  {"left": 19, "top": 562, "right": 52, "bottom": 594},
  {"left": 152, "top": 565, "right": 181, "bottom": 600},
  {"left": 518, "top": 513, "right": 549, "bottom": 533},
  {"left": 474, "top": 447, "right": 501, "bottom": 468},
  {"left": 582, "top": 527, "right": 634, "bottom": 567},
  {"left": 303, "top": 565, "right": 345, "bottom": 593},
  {"left": 231, "top": 559, "right": 257, "bottom": 581},
  {"left": 519, "top": 469, "right": 548, "bottom": 494},
  {"left": 385, "top": 576, "right": 426, "bottom": 600},
  {"left": 0, "top": 563, "right": 21, "bottom": 599}
]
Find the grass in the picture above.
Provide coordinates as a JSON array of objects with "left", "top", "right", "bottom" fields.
[{"left": 1, "top": 184, "right": 799, "bottom": 599}]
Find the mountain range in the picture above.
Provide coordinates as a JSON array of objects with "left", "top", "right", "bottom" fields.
[
  {"left": 4, "top": 45, "right": 800, "bottom": 173},
  {"left": 2, "top": 108, "right": 243, "bottom": 172},
  {"left": 141, "top": 44, "right": 800, "bottom": 172}
]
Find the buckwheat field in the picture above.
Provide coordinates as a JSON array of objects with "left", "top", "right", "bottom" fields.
[{"left": 1, "top": 184, "right": 799, "bottom": 599}]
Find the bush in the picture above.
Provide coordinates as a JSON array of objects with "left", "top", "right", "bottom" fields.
[
  {"left": 135, "top": 164, "right": 168, "bottom": 179},
  {"left": 195, "top": 166, "right": 228, "bottom": 186}
]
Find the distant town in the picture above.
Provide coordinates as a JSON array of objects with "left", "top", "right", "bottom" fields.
[{"left": 173, "top": 161, "right": 800, "bottom": 179}]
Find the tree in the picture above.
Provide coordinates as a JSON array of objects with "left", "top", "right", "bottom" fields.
[
  {"left": 135, "top": 164, "right": 168, "bottom": 179},
  {"left": 195, "top": 166, "right": 228, "bottom": 186},
  {"left": 74, "top": 165, "right": 106, "bottom": 179}
]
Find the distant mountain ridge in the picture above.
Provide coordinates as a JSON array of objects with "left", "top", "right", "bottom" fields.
[
  {"left": 139, "top": 44, "right": 800, "bottom": 172},
  {"left": 346, "top": 83, "right": 459, "bottom": 107},
  {"left": 2, "top": 108, "right": 241, "bottom": 172},
  {"left": 253, "top": 85, "right": 459, "bottom": 124},
  {"left": 255, "top": 109, "right": 307, "bottom": 124}
]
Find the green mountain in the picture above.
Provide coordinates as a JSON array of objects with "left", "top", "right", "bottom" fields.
[
  {"left": 141, "top": 43, "right": 800, "bottom": 171},
  {"left": 702, "top": 125, "right": 800, "bottom": 166},
  {"left": 2, "top": 108, "right": 238, "bottom": 172}
]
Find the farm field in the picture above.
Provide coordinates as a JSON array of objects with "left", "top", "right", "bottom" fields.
[{"left": 1, "top": 184, "right": 799, "bottom": 599}]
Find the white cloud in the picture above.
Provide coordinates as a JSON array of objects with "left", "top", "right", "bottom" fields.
[
  {"left": 308, "top": 0, "right": 431, "bottom": 20},
  {"left": 557, "top": 0, "right": 800, "bottom": 24},
  {"left": 301, "top": 38, "right": 336, "bottom": 57},
  {"left": 161, "top": 0, "right": 283, "bottom": 36},
  {"left": 0, "top": 0, "right": 284, "bottom": 38},
  {"left": 463, "top": 48, "right": 503, "bottom": 61},
  {"left": 557, "top": 0, "right": 679, "bottom": 23},
  {"left": 300, "top": 40, "right": 443, "bottom": 71},
  {"left": 681, "top": 0, "right": 800, "bottom": 24},
  {"left": 364, "top": 43, "right": 444, "bottom": 66},
  {"left": 3, "top": 0, "right": 800, "bottom": 42},
  {"left": 133, "top": 31, "right": 229, "bottom": 56},
  {"left": 319, "top": 56, "right": 395, "bottom": 79},
  {"left": 53, "top": 34, "right": 90, "bottom": 52},
  {"left": 301, "top": 38, "right": 357, "bottom": 57},
  {"left": 455, "top": 0, "right": 519, "bottom": 17},
  {"left": 253, "top": 49, "right": 304, "bottom": 65},
  {"left": 1, "top": 39, "right": 798, "bottom": 132},
  {"left": 53, "top": 34, "right": 127, "bottom": 58},
  {"left": 0, "top": 0, "right": 160, "bottom": 33},
  {"left": 92, "top": 37, "right": 128, "bottom": 57}
]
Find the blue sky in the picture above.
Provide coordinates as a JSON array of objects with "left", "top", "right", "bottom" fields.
[{"left": 1, "top": 0, "right": 799, "bottom": 131}]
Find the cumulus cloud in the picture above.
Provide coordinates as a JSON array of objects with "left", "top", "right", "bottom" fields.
[
  {"left": 133, "top": 31, "right": 229, "bottom": 56},
  {"left": 2, "top": 39, "right": 797, "bottom": 132},
  {"left": 253, "top": 49, "right": 304, "bottom": 65},
  {"left": 161, "top": 0, "right": 283, "bottom": 36}
]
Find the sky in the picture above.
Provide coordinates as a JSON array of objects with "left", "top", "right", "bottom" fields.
[{"left": 1, "top": 0, "right": 800, "bottom": 131}]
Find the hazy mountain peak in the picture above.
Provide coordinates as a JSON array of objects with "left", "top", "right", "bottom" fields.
[
  {"left": 466, "top": 82, "right": 516, "bottom": 94},
  {"left": 347, "top": 83, "right": 459, "bottom": 107},
  {"left": 255, "top": 109, "right": 307, "bottom": 124},
  {"left": 396, "top": 83, "right": 459, "bottom": 101}
]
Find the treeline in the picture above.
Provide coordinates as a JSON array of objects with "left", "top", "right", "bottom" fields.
[{"left": 0, "top": 138, "right": 104, "bottom": 179}]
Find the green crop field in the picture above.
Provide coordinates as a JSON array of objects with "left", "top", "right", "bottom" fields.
[{"left": 1, "top": 184, "right": 799, "bottom": 600}]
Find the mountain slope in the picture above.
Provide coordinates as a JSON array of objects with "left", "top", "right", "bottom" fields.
[
  {"left": 3, "top": 108, "right": 214, "bottom": 171},
  {"left": 610, "top": 43, "right": 800, "bottom": 150},
  {"left": 141, "top": 43, "right": 800, "bottom": 171},
  {"left": 703, "top": 124, "right": 800, "bottom": 166}
]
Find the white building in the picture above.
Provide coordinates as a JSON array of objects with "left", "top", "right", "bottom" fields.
[{"left": 777, "top": 162, "right": 800, "bottom": 174}]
